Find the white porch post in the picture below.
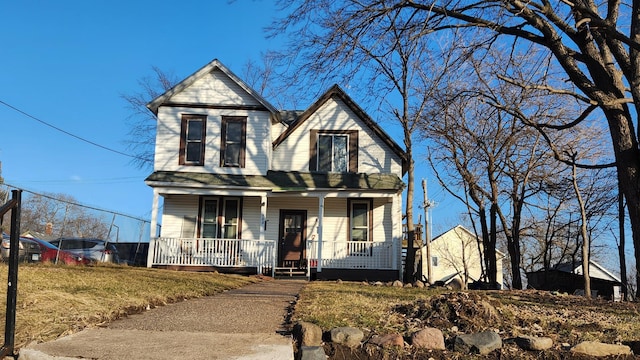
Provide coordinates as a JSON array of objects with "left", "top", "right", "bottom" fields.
[
  {"left": 146, "top": 189, "right": 160, "bottom": 268},
  {"left": 259, "top": 194, "right": 267, "bottom": 241},
  {"left": 392, "top": 192, "right": 402, "bottom": 279},
  {"left": 317, "top": 194, "right": 325, "bottom": 273}
]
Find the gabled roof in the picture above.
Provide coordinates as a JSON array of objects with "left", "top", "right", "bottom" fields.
[
  {"left": 552, "top": 260, "right": 621, "bottom": 283},
  {"left": 432, "top": 225, "right": 507, "bottom": 258},
  {"left": 272, "top": 84, "right": 409, "bottom": 174},
  {"left": 146, "top": 59, "right": 278, "bottom": 115}
]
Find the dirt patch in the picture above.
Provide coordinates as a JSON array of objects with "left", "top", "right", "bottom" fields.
[{"left": 319, "top": 290, "right": 640, "bottom": 359}]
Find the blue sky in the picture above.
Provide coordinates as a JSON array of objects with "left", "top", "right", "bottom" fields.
[{"left": 0, "top": 1, "right": 463, "bottom": 238}]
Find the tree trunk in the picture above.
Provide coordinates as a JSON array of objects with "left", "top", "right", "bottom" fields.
[
  {"left": 488, "top": 203, "right": 498, "bottom": 285},
  {"left": 571, "top": 157, "right": 591, "bottom": 299},
  {"left": 403, "top": 156, "right": 416, "bottom": 283},
  {"left": 617, "top": 174, "right": 628, "bottom": 301},
  {"left": 601, "top": 109, "right": 640, "bottom": 298}
]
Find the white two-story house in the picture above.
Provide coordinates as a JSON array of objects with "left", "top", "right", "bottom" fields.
[{"left": 145, "top": 59, "right": 407, "bottom": 281}]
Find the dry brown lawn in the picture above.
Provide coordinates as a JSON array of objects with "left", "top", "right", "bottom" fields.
[
  {"left": 293, "top": 281, "right": 640, "bottom": 359},
  {"left": 0, "top": 263, "right": 258, "bottom": 349}
]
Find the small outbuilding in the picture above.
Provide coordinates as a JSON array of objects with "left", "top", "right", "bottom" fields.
[{"left": 526, "top": 260, "right": 622, "bottom": 300}]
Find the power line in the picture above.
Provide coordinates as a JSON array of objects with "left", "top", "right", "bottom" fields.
[
  {"left": 0, "top": 99, "right": 151, "bottom": 164},
  {"left": 1, "top": 182, "right": 150, "bottom": 223}
]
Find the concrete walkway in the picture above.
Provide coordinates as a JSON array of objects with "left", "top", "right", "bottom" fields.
[{"left": 20, "top": 279, "right": 307, "bottom": 360}]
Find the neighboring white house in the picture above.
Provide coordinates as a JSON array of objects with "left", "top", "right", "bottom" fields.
[
  {"left": 422, "top": 225, "right": 504, "bottom": 289},
  {"left": 144, "top": 59, "right": 408, "bottom": 281}
]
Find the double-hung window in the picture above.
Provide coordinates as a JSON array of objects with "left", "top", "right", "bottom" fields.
[
  {"left": 198, "top": 197, "right": 241, "bottom": 239},
  {"left": 221, "top": 116, "right": 246, "bottom": 167},
  {"left": 201, "top": 199, "right": 218, "bottom": 238},
  {"left": 179, "top": 115, "right": 206, "bottom": 165},
  {"left": 318, "top": 134, "right": 348, "bottom": 172},
  {"left": 310, "top": 130, "right": 358, "bottom": 173},
  {"left": 348, "top": 199, "right": 372, "bottom": 255},
  {"left": 222, "top": 198, "right": 240, "bottom": 239}
]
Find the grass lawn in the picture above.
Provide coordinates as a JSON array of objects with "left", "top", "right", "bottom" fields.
[{"left": 0, "top": 263, "right": 259, "bottom": 349}]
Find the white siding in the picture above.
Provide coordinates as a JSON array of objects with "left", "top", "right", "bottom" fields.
[
  {"left": 428, "top": 226, "right": 504, "bottom": 287},
  {"left": 160, "top": 196, "right": 200, "bottom": 238},
  {"left": 154, "top": 107, "right": 271, "bottom": 175},
  {"left": 323, "top": 198, "right": 348, "bottom": 242},
  {"left": 169, "top": 69, "right": 262, "bottom": 106},
  {"left": 241, "top": 197, "right": 262, "bottom": 240},
  {"left": 153, "top": 68, "right": 271, "bottom": 175},
  {"left": 271, "top": 122, "right": 287, "bottom": 142},
  {"left": 272, "top": 97, "right": 403, "bottom": 174}
]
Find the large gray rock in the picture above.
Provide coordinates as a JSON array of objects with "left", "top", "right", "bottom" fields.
[
  {"left": 293, "top": 321, "right": 323, "bottom": 347},
  {"left": 299, "top": 346, "right": 327, "bottom": 360},
  {"left": 369, "top": 333, "right": 404, "bottom": 348},
  {"left": 330, "top": 327, "right": 364, "bottom": 348},
  {"left": 571, "top": 341, "right": 632, "bottom": 357},
  {"left": 411, "top": 328, "right": 446, "bottom": 350},
  {"left": 454, "top": 331, "right": 502, "bottom": 355},
  {"left": 515, "top": 335, "right": 553, "bottom": 351}
]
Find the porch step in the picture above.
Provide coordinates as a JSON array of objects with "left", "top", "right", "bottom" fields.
[{"left": 274, "top": 267, "right": 307, "bottom": 278}]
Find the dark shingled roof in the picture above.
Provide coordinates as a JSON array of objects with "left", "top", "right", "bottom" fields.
[{"left": 145, "top": 171, "right": 404, "bottom": 191}]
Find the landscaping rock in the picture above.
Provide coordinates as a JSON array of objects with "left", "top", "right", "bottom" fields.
[
  {"left": 411, "top": 328, "right": 445, "bottom": 350},
  {"left": 373, "top": 281, "right": 384, "bottom": 286},
  {"left": 404, "top": 283, "right": 413, "bottom": 288},
  {"left": 330, "top": 327, "right": 364, "bottom": 348},
  {"left": 299, "top": 346, "right": 327, "bottom": 360},
  {"left": 414, "top": 280, "right": 425, "bottom": 288},
  {"left": 571, "top": 341, "right": 632, "bottom": 357},
  {"left": 293, "top": 321, "right": 323, "bottom": 347},
  {"left": 392, "top": 280, "right": 403, "bottom": 287},
  {"left": 369, "top": 333, "right": 404, "bottom": 348},
  {"left": 515, "top": 335, "right": 553, "bottom": 351},
  {"left": 454, "top": 331, "right": 502, "bottom": 355}
]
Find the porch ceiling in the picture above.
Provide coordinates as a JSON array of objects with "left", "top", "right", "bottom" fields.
[{"left": 145, "top": 170, "right": 404, "bottom": 191}]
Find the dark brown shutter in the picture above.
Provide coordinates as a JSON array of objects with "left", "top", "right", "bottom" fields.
[
  {"left": 349, "top": 130, "right": 358, "bottom": 173},
  {"left": 309, "top": 130, "right": 318, "bottom": 171}
]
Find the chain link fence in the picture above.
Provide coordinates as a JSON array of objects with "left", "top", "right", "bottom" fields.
[{"left": 0, "top": 183, "right": 152, "bottom": 266}]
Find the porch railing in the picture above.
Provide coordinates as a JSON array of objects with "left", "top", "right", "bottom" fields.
[
  {"left": 306, "top": 240, "right": 397, "bottom": 270},
  {"left": 150, "top": 237, "right": 276, "bottom": 275}
]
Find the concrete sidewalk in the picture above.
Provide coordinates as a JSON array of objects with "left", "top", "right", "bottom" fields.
[{"left": 20, "top": 279, "right": 307, "bottom": 360}]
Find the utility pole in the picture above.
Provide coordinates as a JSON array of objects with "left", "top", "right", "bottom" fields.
[{"left": 422, "top": 179, "right": 434, "bottom": 284}]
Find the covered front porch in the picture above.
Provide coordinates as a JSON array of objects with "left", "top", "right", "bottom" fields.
[
  {"left": 148, "top": 236, "right": 400, "bottom": 280},
  {"left": 145, "top": 171, "right": 405, "bottom": 281}
]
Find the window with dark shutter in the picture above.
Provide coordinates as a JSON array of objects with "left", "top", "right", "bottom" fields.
[
  {"left": 179, "top": 115, "right": 206, "bottom": 165},
  {"left": 309, "top": 130, "right": 358, "bottom": 172},
  {"left": 221, "top": 116, "right": 246, "bottom": 167}
]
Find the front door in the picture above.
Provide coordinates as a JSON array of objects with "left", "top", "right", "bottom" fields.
[{"left": 278, "top": 210, "right": 306, "bottom": 268}]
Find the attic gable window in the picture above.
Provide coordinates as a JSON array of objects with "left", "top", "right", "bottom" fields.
[
  {"left": 179, "top": 115, "right": 206, "bottom": 166},
  {"left": 309, "top": 130, "right": 358, "bottom": 173},
  {"left": 221, "top": 116, "right": 246, "bottom": 168}
]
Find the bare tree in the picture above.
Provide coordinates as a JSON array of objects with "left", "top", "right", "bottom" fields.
[
  {"left": 345, "top": 0, "right": 640, "bottom": 297},
  {"left": 20, "top": 192, "right": 109, "bottom": 239},
  {"left": 122, "top": 66, "right": 179, "bottom": 170},
  {"left": 569, "top": 152, "right": 592, "bottom": 298},
  {"left": 273, "top": 0, "right": 460, "bottom": 282}
]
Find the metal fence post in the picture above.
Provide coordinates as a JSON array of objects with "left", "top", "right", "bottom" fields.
[{"left": 0, "top": 190, "right": 21, "bottom": 358}]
